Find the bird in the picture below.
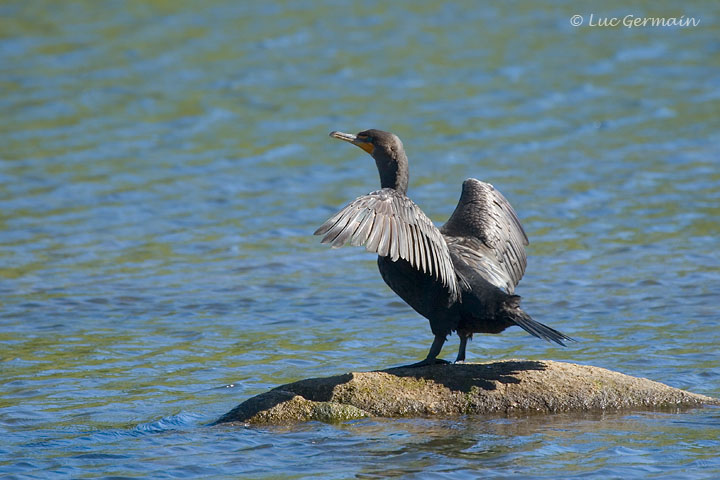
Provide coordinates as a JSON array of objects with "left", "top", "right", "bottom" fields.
[{"left": 315, "top": 129, "right": 573, "bottom": 367}]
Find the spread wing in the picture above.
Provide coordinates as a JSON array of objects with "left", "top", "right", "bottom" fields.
[
  {"left": 440, "top": 178, "right": 529, "bottom": 293},
  {"left": 314, "top": 188, "right": 460, "bottom": 301}
]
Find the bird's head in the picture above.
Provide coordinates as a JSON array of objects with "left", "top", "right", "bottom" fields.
[
  {"left": 329, "top": 129, "right": 408, "bottom": 193},
  {"left": 329, "top": 129, "right": 401, "bottom": 157}
]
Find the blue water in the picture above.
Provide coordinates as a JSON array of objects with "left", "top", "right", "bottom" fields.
[{"left": 2, "top": 1, "right": 719, "bottom": 478}]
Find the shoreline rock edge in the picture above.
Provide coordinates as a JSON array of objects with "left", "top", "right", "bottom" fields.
[{"left": 215, "top": 360, "right": 719, "bottom": 425}]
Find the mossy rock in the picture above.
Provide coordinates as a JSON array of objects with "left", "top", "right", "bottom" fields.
[{"left": 215, "top": 360, "right": 719, "bottom": 425}]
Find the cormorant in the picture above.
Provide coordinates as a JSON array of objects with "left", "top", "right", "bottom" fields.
[{"left": 315, "top": 129, "right": 573, "bottom": 367}]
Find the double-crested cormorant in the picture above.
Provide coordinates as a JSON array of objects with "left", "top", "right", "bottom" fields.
[{"left": 315, "top": 129, "right": 573, "bottom": 366}]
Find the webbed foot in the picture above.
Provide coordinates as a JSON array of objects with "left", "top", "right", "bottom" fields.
[
  {"left": 398, "top": 357, "right": 450, "bottom": 368},
  {"left": 394, "top": 334, "right": 449, "bottom": 369}
]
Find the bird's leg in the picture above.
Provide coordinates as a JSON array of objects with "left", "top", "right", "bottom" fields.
[
  {"left": 399, "top": 335, "right": 450, "bottom": 368},
  {"left": 455, "top": 333, "right": 468, "bottom": 364}
]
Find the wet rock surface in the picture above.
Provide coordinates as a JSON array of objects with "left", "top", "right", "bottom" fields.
[{"left": 215, "top": 360, "right": 719, "bottom": 425}]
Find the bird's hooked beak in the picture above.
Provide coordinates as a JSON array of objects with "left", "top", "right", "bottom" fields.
[{"left": 329, "top": 131, "right": 374, "bottom": 154}]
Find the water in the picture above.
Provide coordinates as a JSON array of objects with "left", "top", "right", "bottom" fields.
[{"left": 2, "top": 1, "right": 719, "bottom": 478}]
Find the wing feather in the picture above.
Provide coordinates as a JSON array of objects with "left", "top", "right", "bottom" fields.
[
  {"left": 365, "top": 211, "right": 384, "bottom": 253},
  {"left": 315, "top": 188, "right": 459, "bottom": 300},
  {"left": 350, "top": 208, "right": 374, "bottom": 246},
  {"left": 440, "top": 178, "right": 529, "bottom": 293},
  {"left": 415, "top": 223, "right": 427, "bottom": 274},
  {"left": 330, "top": 205, "right": 365, "bottom": 247},
  {"left": 320, "top": 205, "right": 360, "bottom": 246},
  {"left": 377, "top": 214, "right": 391, "bottom": 257},
  {"left": 388, "top": 216, "right": 400, "bottom": 262}
]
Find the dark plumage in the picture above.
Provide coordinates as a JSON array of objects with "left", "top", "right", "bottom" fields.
[{"left": 315, "top": 129, "right": 573, "bottom": 366}]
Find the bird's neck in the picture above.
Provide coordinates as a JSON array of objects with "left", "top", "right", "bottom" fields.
[{"left": 375, "top": 151, "right": 409, "bottom": 195}]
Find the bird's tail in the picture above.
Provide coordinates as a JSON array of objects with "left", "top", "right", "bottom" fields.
[{"left": 504, "top": 295, "right": 574, "bottom": 346}]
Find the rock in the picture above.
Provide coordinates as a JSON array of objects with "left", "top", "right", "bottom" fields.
[{"left": 215, "top": 360, "right": 719, "bottom": 425}]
